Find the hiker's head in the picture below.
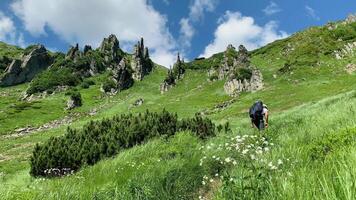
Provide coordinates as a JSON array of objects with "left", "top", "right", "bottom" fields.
[{"left": 263, "top": 104, "right": 268, "bottom": 109}]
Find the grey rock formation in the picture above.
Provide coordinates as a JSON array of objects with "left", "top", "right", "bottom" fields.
[
  {"left": 131, "top": 38, "right": 153, "bottom": 81},
  {"left": 66, "top": 43, "right": 81, "bottom": 61},
  {"left": 215, "top": 44, "right": 250, "bottom": 80},
  {"left": 345, "top": 13, "right": 356, "bottom": 24},
  {"left": 66, "top": 94, "right": 82, "bottom": 110},
  {"left": 83, "top": 45, "right": 92, "bottom": 55},
  {"left": 132, "top": 98, "right": 144, "bottom": 107},
  {"left": 160, "top": 54, "right": 185, "bottom": 94},
  {"left": 224, "top": 69, "right": 263, "bottom": 97},
  {"left": 99, "top": 34, "right": 121, "bottom": 64},
  {"left": 0, "top": 45, "right": 52, "bottom": 86},
  {"left": 160, "top": 80, "right": 174, "bottom": 94},
  {"left": 206, "top": 44, "right": 263, "bottom": 96},
  {"left": 111, "top": 58, "right": 134, "bottom": 92},
  {"left": 334, "top": 41, "right": 356, "bottom": 60},
  {"left": 345, "top": 63, "right": 356, "bottom": 74}
]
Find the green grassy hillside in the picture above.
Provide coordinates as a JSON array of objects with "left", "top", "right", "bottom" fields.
[{"left": 0, "top": 18, "right": 356, "bottom": 199}]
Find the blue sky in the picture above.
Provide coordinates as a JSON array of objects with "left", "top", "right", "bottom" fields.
[{"left": 0, "top": 0, "right": 355, "bottom": 67}]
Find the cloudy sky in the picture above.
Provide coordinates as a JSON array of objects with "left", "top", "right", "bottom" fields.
[{"left": 0, "top": 0, "right": 355, "bottom": 67}]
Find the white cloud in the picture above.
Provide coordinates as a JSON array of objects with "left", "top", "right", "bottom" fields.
[
  {"left": 179, "top": 0, "right": 218, "bottom": 51},
  {"left": 189, "top": 0, "right": 218, "bottom": 22},
  {"left": 263, "top": 1, "right": 281, "bottom": 16},
  {"left": 179, "top": 18, "right": 195, "bottom": 48},
  {"left": 200, "top": 11, "right": 288, "bottom": 58},
  {"left": 305, "top": 5, "right": 320, "bottom": 21},
  {"left": 162, "top": 0, "right": 170, "bottom": 5},
  {"left": 0, "top": 11, "right": 25, "bottom": 47},
  {"left": 11, "top": 0, "right": 177, "bottom": 67}
]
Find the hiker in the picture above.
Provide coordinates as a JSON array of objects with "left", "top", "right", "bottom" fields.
[{"left": 249, "top": 101, "right": 269, "bottom": 130}]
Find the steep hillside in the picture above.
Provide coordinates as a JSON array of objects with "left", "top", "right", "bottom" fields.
[{"left": 0, "top": 16, "right": 355, "bottom": 200}]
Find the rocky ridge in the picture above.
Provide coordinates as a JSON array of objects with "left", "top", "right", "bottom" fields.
[{"left": 0, "top": 45, "right": 53, "bottom": 86}]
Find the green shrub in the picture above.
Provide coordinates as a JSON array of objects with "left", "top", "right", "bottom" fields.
[
  {"left": 102, "top": 79, "right": 117, "bottom": 92},
  {"left": 233, "top": 67, "right": 253, "bottom": 80},
  {"left": 30, "top": 110, "right": 216, "bottom": 177},
  {"left": 26, "top": 68, "right": 81, "bottom": 95},
  {"left": 65, "top": 90, "right": 82, "bottom": 107},
  {"left": 81, "top": 79, "right": 95, "bottom": 89},
  {"left": 309, "top": 127, "right": 356, "bottom": 161}
]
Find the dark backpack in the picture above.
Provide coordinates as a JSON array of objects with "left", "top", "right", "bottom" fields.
[{"left": 249, "top": 101, "right": 263, "bottom": 120}]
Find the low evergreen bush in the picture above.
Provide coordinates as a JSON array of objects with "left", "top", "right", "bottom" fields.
[{"left": 30, "top": 110, "right": 217, "bottom": 177}]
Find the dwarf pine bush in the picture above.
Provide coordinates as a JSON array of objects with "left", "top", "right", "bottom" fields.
[{"left": 30, "top": 110, "right": 217, "bottom": 177}]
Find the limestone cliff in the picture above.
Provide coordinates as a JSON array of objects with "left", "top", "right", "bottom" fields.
[{"left": 0, "top": 45, "right": 53, "bottom": 86}]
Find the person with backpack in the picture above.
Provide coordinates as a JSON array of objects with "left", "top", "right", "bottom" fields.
[{"left": 249, "top": 101, "right": 269, "bottom": 130}]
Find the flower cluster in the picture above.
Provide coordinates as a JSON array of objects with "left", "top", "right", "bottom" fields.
[
  {"left": 115, "top": 161, "right": 146, "bottom": 173},
  {"left": 43, "top": 168, "right": 74, "bottom": 177},
  {"left": 198, "top": 134, "right": 289, "bottom": 192}
]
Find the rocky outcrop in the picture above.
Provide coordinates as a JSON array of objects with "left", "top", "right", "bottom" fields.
[
  {"left": 83, "top": 45, "right": 92, "bottom": 55},
  {"left": 344, "top": 13, "right": 356, "bottom": 24},
  {"left": 132, "top": 98, "right": 144, "bottom": 107},
  {"left": 0, "top": 45, "right": 52, "bottom": 86},
  {"left": 345, "top": 63, "right": 356, "bottom": 74},
  {"left": 66, "top": 92, "right": 82, "bottom": 110},
  {"left": 102, "top": 58, "right": 134, "bottom": 94},
  {"left": 209, "top": 44, "right": 251, "bottom": 80},
  {"left": 131, "top": 38, "right": 153, "bottom": 81},
  {"left": 206, "top": 44, "right": 263, "bottom": 97},
  {"left": 160, "top": 53, "right": 185, "bottom": 94},
  {"left": 224, "top": 69, "right": 263, "bottom": 97},
  {"left": 334, "top": 42, "right": 356, "bottom": 59},
  {"left": 113, "top": 58, "right": 134, "bottom": 91},
  {"left": 65, "top": 43, "right": 81, "bottom": 61},
  {"left": 99, "top": 34, "right": 121, "bottom": 64}
]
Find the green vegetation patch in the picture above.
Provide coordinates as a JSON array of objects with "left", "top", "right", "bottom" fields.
[
  {"left": 309, "top": 127, "right": 356, "bottom": 161},
  {"left": 232, "top": 67, "right": 253, "bottom": 81},
  {"left": 30, "top": 110, "right": 218, "bottom": 177}
]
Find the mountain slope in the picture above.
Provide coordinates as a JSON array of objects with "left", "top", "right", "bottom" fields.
[{"left": 0, "top": 16, "right": 355, "bottom": 199}]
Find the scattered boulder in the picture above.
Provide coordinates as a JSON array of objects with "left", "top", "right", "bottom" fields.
[
  {"left": 0, "top": 45, "right": 53, "bottom": 86},
  {"left": 131, "top": 38, "right": 153, "bottom": 81},
  {"left": 132, "top": 98, "right": 144, "bottom": 107},
  {"left": 345, "top": 64, "right": 356, "bottom": 74},
  {"left": 66, "top": 91, "right": 82, "bottom": 110}
]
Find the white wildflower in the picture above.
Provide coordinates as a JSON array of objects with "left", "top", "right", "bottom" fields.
[
  {"left": 277, "top": 159, "right": 283, "bottom": 165},
  {"left": 225, "top": 157, "right": 231, "bottom": 163},
  {"left": 250, "top": 154, "right": 256, "bottom": 160},
  {"left": 242, "top": 149, "right": 249, "bottom": 155}
]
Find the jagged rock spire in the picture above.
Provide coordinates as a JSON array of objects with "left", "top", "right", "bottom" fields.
[
  {"left": 66, "top": 43, "right": 81, "bottom": 60},
  {"left": 99, "top": 34, "right": 121, "bottom": 64},
  {"left": 131, "top": 37, "right": 153, "bottom": 81},
  {"left": 83, "top": 45, "right": 92, "bottom": 55}
]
